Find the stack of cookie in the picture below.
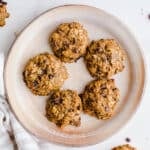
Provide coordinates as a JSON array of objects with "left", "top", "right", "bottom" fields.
[{"left": 23, "top": 22, "right": 125, "bottom": 128}]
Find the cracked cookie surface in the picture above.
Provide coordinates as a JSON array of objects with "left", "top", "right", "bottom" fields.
[
  {"left": 0, "top": 2, "right": 9, "bottom": 26},
  {"left": 81, "top": 79, "right": 120, "bottom": 120},
  {"left": 45, "top": 90, "right": 82, "bottom": 128},
  {"left": 112, "top": 144, "right": 136, "bottom": 150},
  {"left": 84, "top": 39, "right": 125, "bottom": 78},
  {"left": 50, "top": 22, "right": 89, "bottom": 63},
  {"left": 23, "top": 53, "right": 68, "bottom": 96}
]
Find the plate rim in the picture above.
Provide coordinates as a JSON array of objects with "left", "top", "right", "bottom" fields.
[{"left": 3, "top": 4, "right": 146, "bottom": 147}]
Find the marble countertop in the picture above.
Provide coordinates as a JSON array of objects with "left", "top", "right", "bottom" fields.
[{"left": 0, "top": 0, "right": 150, "bottom": 149}]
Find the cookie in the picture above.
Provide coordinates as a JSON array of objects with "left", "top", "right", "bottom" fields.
[
  {"left": 50, "top": 22, "right": 89, "bottom": 63},
  {"left": 81, "top": 79, "right": 119, "bottom": 120},
  {"left": 23, "top": 53, "right": 68, "bottom": 96},
  {"left": 84, "top": 39, "right": 125, "bottom": 78},
  {"left": 45, "top": 90, "right": 82, "bottom": 128},
  {"left": 0, "top": 2, "right": 9, "bottom": 26},
  {"left": 112, "top": 144, "right": 136, "bottom": 150}
]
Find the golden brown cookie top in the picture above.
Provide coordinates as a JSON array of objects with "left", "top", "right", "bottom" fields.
[
  {"left": 23, "top": 53, "right": 68, "bottom": 96},
  {"left": 50, "top": 22, "right": 89, "bottom": 63},
  {"left": 112, "top": 144, "right": 136, "bottom": 150},
  {"left": 82, "top": 79, "right": 120, "bottom": 120},
  {"left": 0, "top": 1, "right": 9, "bottom": 26},
  {"left": 85, "top": 39, "right": 125, "bottom": 78},
  {"left": 45, "top": 89, "right": 82, "bottom": 128}
]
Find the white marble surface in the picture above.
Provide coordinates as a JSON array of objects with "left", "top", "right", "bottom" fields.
[{"left": 0, "top": 0, "right": 150, "bottom": 149}]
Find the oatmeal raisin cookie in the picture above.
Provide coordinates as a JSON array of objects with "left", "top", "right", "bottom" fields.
[
  {"left": 23, "top": 53, "right": 68, "bottom": 96},
  {"left": 50, "top": 22, "right": 89, "bottom": 63},
  {"left": 45, "top": 90, "right": 82, "bottom": 128},
  {"left": 81, "top": 79, "right": 119, "bottom": 120},
  {"left": 84, "top": 39, "right": 125, "bottom": 78}
]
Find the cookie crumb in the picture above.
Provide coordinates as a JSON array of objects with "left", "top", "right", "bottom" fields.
[
  {"left": 0, "top": 0, "right": 7, "bottom": 5},
  {"left": 148, "top": 14, "right": 150, "bottom": 20},
  {"left": 125, "top": 137, "right": 131, "bottom": 142},
  {"left": 3, "top": 116, "right": 6, "bottom": 122}
]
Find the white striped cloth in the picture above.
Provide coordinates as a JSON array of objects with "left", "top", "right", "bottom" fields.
[{"left": 0, "top": 53, "right": 68, "bottom": 150}]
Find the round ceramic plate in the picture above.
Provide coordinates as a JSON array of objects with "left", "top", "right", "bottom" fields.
[{"left": 4, "top": 5, "right": 145, "bottom": 146}]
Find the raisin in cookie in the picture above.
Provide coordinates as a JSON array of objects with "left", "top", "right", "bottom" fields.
[
  {"left": 112, "top": 144, "right": 136, "bottom": 150},
  {"left": 45, "top": 90, "right": 82, "bottom": 128},
  {"left": 23, "top": 53, "right": 68, "bottom": 96},
  {"left": 81, "top": 79, "right": 119, "bottom": 120},
  {"left": 84, "top": 39, "right": 125, "bottom": 78},
  {"left": 0, "top": 2, "right": 9, "bottom": 26},
  {"left": 50, "top": 22, "right": 89, "bottom": 63}
]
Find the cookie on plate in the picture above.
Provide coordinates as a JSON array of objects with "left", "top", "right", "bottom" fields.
[
  {"left": 50, "top": 22, "right": 89, "bottom": 63},
  {"left": 45, "top": 90, "right": 82, "bottom": 128},
  {"left": 81, "top": 79, "right": 119, "bottom": 120},
  {"left": 112, "top": 144, "right": 136, "bottom": 150},
  {"left": 84, "top": 39, "right": 125, "bottom": 78},
  {"left": 23, "top": 53, "right": 68, "bottom": 96},
  {"left": 0, "top": 2, "right": 9, "bottom": 26}
]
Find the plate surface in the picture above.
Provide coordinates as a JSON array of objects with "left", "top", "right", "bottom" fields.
[{"left": 4, "top": 5, "right": 145, "bottom": 146}]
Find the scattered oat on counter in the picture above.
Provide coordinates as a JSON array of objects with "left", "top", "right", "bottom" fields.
[
  {"left": 81, "top": 79, "right": 120, "bottom": 120},
  {"left": 45, "top": 90, "right": 82, "bottom": 128},
  {"left": 112, "top": 144, "right": 136, "bottom": 150},
  {"left": 50, "top": 22, "right": 89, "bottom": 63},
  {"left": 0, "top": 1, "right": 9, "bottom": 26},
  {"left": 23, "top": 53, "right": 68, "bottom": 96},
  {"left": 84, "top": 39, "right": 125, "bottom": 78}
]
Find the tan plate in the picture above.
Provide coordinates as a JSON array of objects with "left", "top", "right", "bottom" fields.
[{"left": 4, "top": 5, "right": 145, "bottom": 146}]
